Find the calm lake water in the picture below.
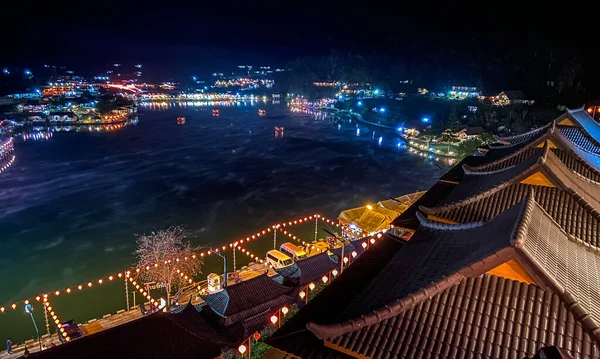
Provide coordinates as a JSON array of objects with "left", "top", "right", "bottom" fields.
[{"left": 0, "top": 102, "right": 441, "bottom": 343}]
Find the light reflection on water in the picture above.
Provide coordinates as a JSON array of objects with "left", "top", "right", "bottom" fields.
[{"left": 0, "top": 103, "right": 443, "bottom": 343}]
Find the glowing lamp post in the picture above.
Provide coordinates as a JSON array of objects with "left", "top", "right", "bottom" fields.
[{"left": 25, "top": 304, "right": 42, "bottom": 351}]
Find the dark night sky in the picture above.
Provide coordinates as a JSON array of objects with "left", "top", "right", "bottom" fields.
[{"left": 2, "top": 1, "right": 595, "bottom": 80}]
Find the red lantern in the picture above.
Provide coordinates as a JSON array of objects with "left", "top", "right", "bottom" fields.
[{"left": 253, "top": 332, "right": 261, "bottom": 341}]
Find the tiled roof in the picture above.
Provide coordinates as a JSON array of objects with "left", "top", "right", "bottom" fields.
[
  {"left": 328, "top": 275, "right": 599, "bottom": 359},
  {"left": 497, "top": 124, "right": 551, "bottom": 145},
  {"left": 516, "top": 199, "right": 600, "bottom": 333},
  {"left": 267, "top": 234, "right": 406, "bottom": 351},
  {"left": 558, "top": 126, "right": 600, "bottom": 154},
  {"left": 390, "top": 180, "right": 456, "bottom": 230},
  {"left": 552, "top": 149, "right": 600, "bottom": 182},
  {"left": 465, "top": 147, "right": 540, "bottom": 172},
  {"left": 202, "top": 273, "right": 292, "bottom": 317},
  {"left": 438, "top": 146, "right": 544, "bottom": 206},
  {"left": 334, "top": 202, "right": 522, "bottom": 323},
  {"left": 436, "top": 144, "right": 600, "bottom": 213},
  {"left": 543, "top": 148, "right": 600, "bottom": 210},
  {"left": 301, "top": 196, "right": 600, "bottom": 358},
  {"left": 423, "top": 184, "right": 600, "bottom": 249},
  {"left": 295, "top": 253, "right": 339, "bottom": 285},
  {"left": 559, "top": 107, "right": 600, "bottom": 144},
  {"left": 201, "top": 290, "right": 229, "bottom": 316},
  {"left": 32, "top": 305, "right": 235, "bottom": 359}
]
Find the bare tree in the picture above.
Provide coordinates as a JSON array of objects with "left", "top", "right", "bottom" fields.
[{"left": 134, "top": 226, "right": 202, "bottom": 309}]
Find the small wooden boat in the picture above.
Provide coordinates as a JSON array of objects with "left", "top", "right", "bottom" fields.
[
  {"left": 212, "top": 109, "right": 220, "bottom": 117},
  {"left": 258, "top": 109, "right": 266, "bottom": 116},
  {"left": 274, "top": 126, "right": 284, "bottom": 138},
  {"left": 177, "top": 117, "right": 185, "bottom": 124}
]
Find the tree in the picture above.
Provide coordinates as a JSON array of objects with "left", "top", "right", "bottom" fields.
[{"left": 134, "top": 226, "right": 202, "bottom": 309}]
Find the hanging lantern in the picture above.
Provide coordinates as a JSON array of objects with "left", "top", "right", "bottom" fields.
[
  {"left": 270, "top": 315, "right": 278, "bottom": 325},
  {"left": 362, "top": 242, "right": 367, "bottom": 249},
  {"left": 309, "top": 283, "right": 316, "bottom": 290},
  {"left": 322, "top": 276, "right": 328, "bottom": 284},
  {"left": 332, "top": 269, "right": 339, "bottom": 277},
  {"left": 299, "top": 291, "right": 306, "bottom": 299},
  {"left": 238, "top": 345, "right": 247, "bottom": 354},
  {"left": 253, "top": 332, "right": 261, "bottom": 341},
  {"left": 351, "top": 251, "right": 357, "bottom": 258},
  {"left": 281, "top": 306, "right": 289, "bottom": 315}
]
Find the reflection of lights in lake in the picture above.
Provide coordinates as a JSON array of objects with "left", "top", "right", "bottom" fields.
[
  {"left": 378, "top": 136, "right": 383, "bottom": 146},
  {"left": 356, "top": 128, "right": 360, "bottom": 136}
]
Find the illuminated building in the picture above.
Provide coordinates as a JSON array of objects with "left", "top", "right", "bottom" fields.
[
  {"left": 267, "top": 107, "right": 600, "bottom": 359},
  {"left": 446, "top": 85, "right": 480, "bottom": 99},
  {"left": 492, "top": 90, "right": 535, "bottom": 106}
]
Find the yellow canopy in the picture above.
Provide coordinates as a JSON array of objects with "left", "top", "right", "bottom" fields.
[{"left": 338, "top": 192, "right": 425, "bottom": 233}]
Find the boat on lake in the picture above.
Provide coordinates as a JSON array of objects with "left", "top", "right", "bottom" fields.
[
  {"left": 258, "top": 109, "right": 266, "bottom": 116},
  {"left": 177, "top": 117, "right": 185, "bottom": 124},
  {"left": 212, "top": 109, "right": 220, "bottom": 117}
]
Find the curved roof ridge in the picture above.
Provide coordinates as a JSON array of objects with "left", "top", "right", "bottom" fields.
[
  {"left": 415, "top": 211, "right": 484, "bottom": 230},
  {"left": 421, "top": 162, "right": 541, "bottom": 215},
  {"left": 464, "top": 142, "right": 546, "bottom": 173},
  {"left": 496, "top": 122, "right": 552, "bottom": 143},
  {"left": 514, "top": 197, "right": 600, "bottom": 341},
  {"left": 510, "top": 187, "right": 537, "bottom": 248},
  {"left": 462, "top": 163, "right": 517, "bottom": 175},
  {"left": 306, "top": 272, "right": 466, "bottom": 340},
  {"left": 545, "top": 147, "right": 600, "bottom": 187},
  {"left": 567, "top": 105, "right": 587, "bottom": 114}
]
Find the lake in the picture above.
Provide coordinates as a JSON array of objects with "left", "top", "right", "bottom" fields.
[{"left": 0, "top": 102, "right": 442, "bottom": 343}]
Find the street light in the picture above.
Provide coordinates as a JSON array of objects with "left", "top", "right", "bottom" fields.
[{"left": 24, "top": 304, "right": 42, "bottom": 351}]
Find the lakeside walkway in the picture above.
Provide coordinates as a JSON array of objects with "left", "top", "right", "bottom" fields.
[{"left": 0, "top": 262, "right": 275, "bottom": 358}]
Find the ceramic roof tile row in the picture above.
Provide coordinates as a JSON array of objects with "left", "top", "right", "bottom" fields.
[
  {"left": 300, "top": 197, "right": 600, "bottom": 359},
  {"left": 339, "top": 204, "right": 523, "bottom": 322},
  {"left": 426, "top": 184, "right": 600, "bottom": 248},
  {"left": 497, "top": 124, "right": 551, "bottom": 145},
  {"left": 438, "top": 147, "right": 542, "bottom": 206},
  {"left": 558, "top": 126, "right": 600, "bottom": 154},
  {"left": 269, "top": 234, "right": 406, "bottom": 341},
  {"left": 470, "top": 147, "right": 541, "bottom": 172},
  {"left": 329, "top": 275, "right": 599, "bottom": 359},
  {"left": 562, "top": 107, "right": 600, "bottom": 146},
  {"left": 552, "top": 149, "right": 600, "bottom": 182},
  {"left": 519, "top": 201, "right": 600, "bottom": 329},
  {"left": 296, "top": 252, "right": 339, "bottom": 285},
  {"left": 31, "top": 305, "right": 236, "bottom": 359}
]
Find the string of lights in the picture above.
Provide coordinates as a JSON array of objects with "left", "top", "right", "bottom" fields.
[
  {"left": 0, "top": 213, "right": 326, "bottom": 314},
  {"left": 43, "top": 296, "right": 70, "bottom": 342}
]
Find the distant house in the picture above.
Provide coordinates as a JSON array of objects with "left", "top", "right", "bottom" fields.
[
  {"left": 493, "top": 90, "right": 534, "bottom": 106},
  {"left": 48, "top": 112, "right": 78, "bottom": 122},
  {"left": 443, "top": 127, "right": 485, "bottom": 141}
]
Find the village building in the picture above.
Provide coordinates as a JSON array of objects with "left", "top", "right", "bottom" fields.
[{"left": 492, "top": 90, "right": 535, "bottom": 106}]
